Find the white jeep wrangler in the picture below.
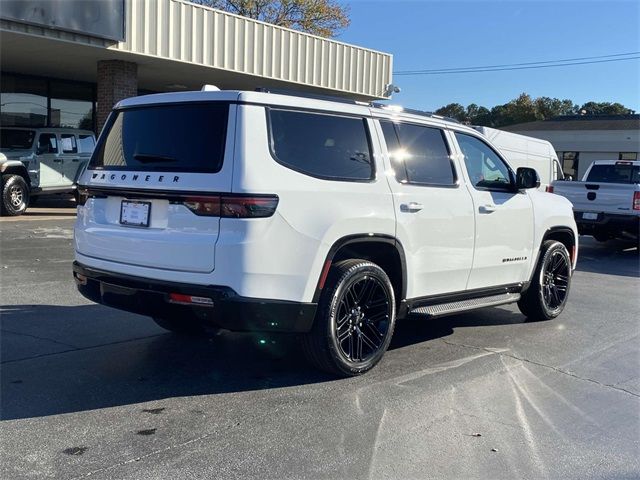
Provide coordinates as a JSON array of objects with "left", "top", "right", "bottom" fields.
[
  {"left": 0, "top": 127, "right": 96, "bottom": 215},
  {"left": 73, "top": 90, "right": 578, "bottom": 376}
]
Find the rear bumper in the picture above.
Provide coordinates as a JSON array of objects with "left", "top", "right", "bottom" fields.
[
  {"left": 72, "top": 262, "right": 316, "bottom": 333},
  {"left": 574, "top": 212, "right": 639, "bottom": 237}
]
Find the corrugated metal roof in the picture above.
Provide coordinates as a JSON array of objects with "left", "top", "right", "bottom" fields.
[{"left": 504, "top": 114, "right": 640, "bottom": 132}]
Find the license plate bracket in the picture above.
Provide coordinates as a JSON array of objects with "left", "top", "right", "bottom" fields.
[{"left": 120, "top": 200, "right": 151, "bottom": 227}]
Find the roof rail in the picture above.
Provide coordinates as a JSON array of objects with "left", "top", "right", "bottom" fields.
[
  {"left": 255, "top": 87, "right": 370, "bottom": 106},
  {"left": 371, "top": 102, "right": 461, "bottom": 124}
]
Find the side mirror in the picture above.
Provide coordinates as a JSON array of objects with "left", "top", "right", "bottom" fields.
[{"left": 515, "top": 167, "right": 540, "bottom": 190}]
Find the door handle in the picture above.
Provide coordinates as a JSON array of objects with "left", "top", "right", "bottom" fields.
[
  {"left": 479, "top": 204, "right": 496, "bottom": 214},
  {"left": 53, "top": 158, "right": 63, "bottom": 163},
  {"left": 400, "top": 202, "right": 423, "bottom": 213},
  {"left": 72, "top": 158, "right": 80, "bottom": 162}
]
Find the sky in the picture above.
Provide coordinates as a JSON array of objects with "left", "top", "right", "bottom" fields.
[{"left": 337, "top": 0, "right": 640, "bottom": 112}]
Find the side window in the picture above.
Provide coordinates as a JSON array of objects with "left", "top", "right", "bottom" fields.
[
  {"left": 269, "top": 109, "right": 373, "bottom": 181},
  {"left": 37, "top": 133, "right": 58, "bottom": 154},
  {"left": 78, "top": 134, "right": 95, "bottom": 153},
  {"left": 455, "top": 133, "right": 513, "bottom": 190},
  {"left": 61, "top": 134, "right": 78, "bottom": 154},
  {"left": 380, "top": 120, "right": 455, "bottom": 186}
]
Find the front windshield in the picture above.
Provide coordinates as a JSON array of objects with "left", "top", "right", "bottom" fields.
[{"left": 0, "top": 129, "right": 36, "bottom": 150}]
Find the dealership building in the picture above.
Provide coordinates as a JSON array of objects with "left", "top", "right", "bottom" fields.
[
  {"left": 1, "top": 0, "right": 393, "bottom": 134},
  {"left": 504, "top": 114, "right": 640, "bottom": 180}
]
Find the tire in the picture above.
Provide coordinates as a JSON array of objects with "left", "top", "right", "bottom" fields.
[
  {"left": 518, "top": 240, "right": 572, "bottom": 321},
  {"left": 302, "top": 259, "right": 396, "bottom": 376},
  {"left": 1, "top": 175, "right": 29, "bottom": 216},
  {"left": 152, "top": 315, "right": 206, "bottom": 335}
]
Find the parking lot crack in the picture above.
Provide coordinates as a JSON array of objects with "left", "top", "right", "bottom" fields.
[
  {"left": 69, "top": 424, "right": 236, "bottom": 479},
  {"left": 0, "top": 328, "right": 78, "bottom": 349},
  {"left": 0, "top": 334, "right": 166, "bottom": 365},
  {"left": 441, "top": 339, "right": 640, "bottom": 399}
]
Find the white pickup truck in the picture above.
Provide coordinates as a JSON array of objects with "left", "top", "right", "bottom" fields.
[{"left": 552, "top": 160, "right": 640, "bottom": 241}]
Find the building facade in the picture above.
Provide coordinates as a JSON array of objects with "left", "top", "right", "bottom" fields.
[
  {"left": 504, "top": 115, "right": 640, "bottom": 180},
  {"left": 1, "top": 0, "right": 393, "bottom": 133}
]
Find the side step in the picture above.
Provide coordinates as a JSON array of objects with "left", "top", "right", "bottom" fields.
[{"left": 410, "top": 292, "right": 521, "bottom": 318}]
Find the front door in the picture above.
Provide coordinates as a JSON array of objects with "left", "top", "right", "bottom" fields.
[
  {"left": 36, "top": 133, "right": 63, "bottom": 187},
  {"left": 452, "top": 131, "right": 534, "bottom": 290},
  {"left": 59, "top": 133, "right": 81, "bottom": 186}
]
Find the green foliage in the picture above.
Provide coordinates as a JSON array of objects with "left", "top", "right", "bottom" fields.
[
  {"left": 191, "top": 0, "right": 350, "bottom": 37},
  {"left": 434, "top": 94, "right": 634, "bottom": 127}
]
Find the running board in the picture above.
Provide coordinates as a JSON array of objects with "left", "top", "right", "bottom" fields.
[{"left": 410, "top": 292, "right": 521, "bottom": 317}]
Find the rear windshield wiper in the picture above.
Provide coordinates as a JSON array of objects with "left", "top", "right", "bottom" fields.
[{"left": 133, "top": 153, "right": 177, "bottom": 163}]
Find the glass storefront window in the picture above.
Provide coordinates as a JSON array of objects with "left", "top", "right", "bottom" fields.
[
  {"left": 50, "top": 81, "right": 94, "bottom": 130},
  {"left": 1, "top": 74, "right": 96, "bottom": 132},
  {"left": 0, "top": 75, "right": 48, "bottom": 127}
]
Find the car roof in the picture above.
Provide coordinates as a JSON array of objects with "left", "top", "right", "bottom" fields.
[{"left": 116, "top": 89, "right": 475, "bottom": 133}]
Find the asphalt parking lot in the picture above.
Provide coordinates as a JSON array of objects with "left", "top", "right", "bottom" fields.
[{"left": 1, "top": 200, "right": 639, "bottom": 480}]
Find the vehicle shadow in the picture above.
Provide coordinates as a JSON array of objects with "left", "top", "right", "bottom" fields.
[
  {"left": 0, "top": 303, "right": 528, "bottom": 421},
  {"left": 575, "top": 236, "right": 639, "bottom": 278}
]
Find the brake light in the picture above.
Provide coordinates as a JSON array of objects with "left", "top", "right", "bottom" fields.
[
  {"left": 546, "top": 185, "right": 554, "bottom": 193},
  {"left": 634, "top": 191, "right": 640, "bottom": 211},
  {"left": 182, "top": 194, "right": 278, "bottom": 218}
]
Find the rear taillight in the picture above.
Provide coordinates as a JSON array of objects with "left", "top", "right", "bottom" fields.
[
  {"left": 546, "top": 185, "right": 554, "bottom": 193},
  {"left": 182, "top": 194, "right": 278, "bottom": 218},
  {"left": 633, "top": 191, "right": 640, "bottom": 211}
]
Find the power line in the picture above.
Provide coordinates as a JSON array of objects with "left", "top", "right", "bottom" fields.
[{"left": 395, "top": 52, "right": 640, "bottom": 75}]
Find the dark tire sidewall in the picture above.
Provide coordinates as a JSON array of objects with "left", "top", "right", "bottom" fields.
[
  {"left": 2, "top": 175, "right": 29, "bottom": 216},
  {"left": 535, "top": 242, "right": 571, "bottom": 318},
  {"left": 324, "top": 262, "right": 396, "bottom": 375}
]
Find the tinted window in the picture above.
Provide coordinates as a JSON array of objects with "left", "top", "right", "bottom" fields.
[
  {"left": 586, "top": 164, "right": 640, "bottom": 184},
  {"left": 269, "top": 109, "right": 373, "bottom": 181},
  {"left": 61, "top": 134, "right": 78, "bottom": 154},
  {"left": 0, "top": 129, "right": 35, "bottom": 149},
  {"left": 455, "top": 133, "right": 513, "bottom": 190},
  {"left": 38, "top": 133, "right": 58, "bottom": 154},
  {"left": 381, "top": 121, "right": 455, "bottom": 185},
  {"left": 78, "top": 134, "right": 95, "bottom": 153},
  {"left": 90, "top": 103, "right": 228, "bottom": 172}
]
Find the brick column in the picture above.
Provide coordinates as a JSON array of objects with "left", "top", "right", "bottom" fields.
[{"left": 96, "top": 60, "right": 138, "bottom": 133}]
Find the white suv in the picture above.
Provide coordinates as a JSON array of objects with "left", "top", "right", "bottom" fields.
[{"left": 73, "top": 90, "right": 578, "bottom": 376}]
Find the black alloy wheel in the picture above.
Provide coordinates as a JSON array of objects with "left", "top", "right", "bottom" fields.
[
  {"left": 334, "top": 275, "right": 392, "bottom": 363},
  {"left": 518, "top": 240, "right": 572, "bottom": 321},
  {"left": 302, "top": 259, "right": 396, "bottom": 376},
  {"left": 540, "top": 248, "right": 570, "bottom": 311}
]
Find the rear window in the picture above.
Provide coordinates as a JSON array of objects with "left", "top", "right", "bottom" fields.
[
  {"left": 586, "top": 164, "right": 640, "bottom": 184},
  {"left": 89, "top": 103, "right": 229, "bottom": 172},
  {"left": 78, "top": 134, "right": 95, "bottom": 154},
  {"left": 0, "top": 129, "right": 35, "bottom": 150},
  {"left": 268, "top": 109, "right": 374, "bottom": 181}
]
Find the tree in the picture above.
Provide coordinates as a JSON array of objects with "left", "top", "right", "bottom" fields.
[
  {"left": 191, "top": 0, "right": 350, "bottom": 38},
  {"left": 434, "top": 103, "right": 466, "bottom": 122},
  {"left": 578, "top": 101, "right": 635, "bottom": 115},
  {"left": 534, "top": 97, "right": 577, "bottom": 119}
]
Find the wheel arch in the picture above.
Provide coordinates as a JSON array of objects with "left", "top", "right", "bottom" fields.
[
  {"left": 1, "top": 163, "right": 31, "bottom": 187},
  {"left": 312, "top": 234, "right": 407, "bottom": 306},
  {"left": 526, "top": 227, "right": 577, "bottom": 286}
]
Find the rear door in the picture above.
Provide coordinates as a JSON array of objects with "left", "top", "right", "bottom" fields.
[
  {"left": 36, "top": 132, "right": 63, "bottom": 187},
  {"left": 75, "top": 102, "right": 235, "bottom": 273},
  {"left": 377, "top": 119, "right": 475, "bottom": 298},
  {"left": 59, "top": 133, "right": 80, "bottom": 186}
]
